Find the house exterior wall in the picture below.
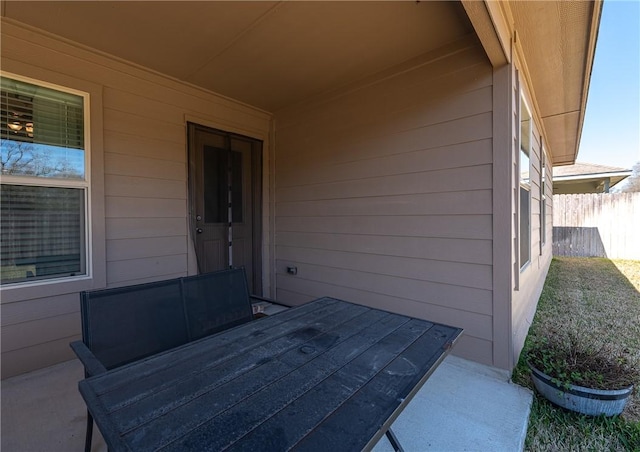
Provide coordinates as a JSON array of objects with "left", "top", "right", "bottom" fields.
[
  {"left": 0, "top": 21, "right": 272, "bottom": 378},
  {"left": 510, "top": 54, "right": 553, "bottom": 366},
  {"left": 1, "top": 16, "right": 557, "bottom": 377},
  {"left": 273, "top": 37, "right": 497, "bottom": 365}
]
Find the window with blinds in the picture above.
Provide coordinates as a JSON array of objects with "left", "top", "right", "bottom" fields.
[{"left": 1, "top": 75, "right": 88, "bottom": 285}]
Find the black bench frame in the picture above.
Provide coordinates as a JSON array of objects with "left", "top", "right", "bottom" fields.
[{"left": 70, "top": 267, "right": 257, "bottom": 452}]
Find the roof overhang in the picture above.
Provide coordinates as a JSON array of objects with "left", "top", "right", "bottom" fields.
[
  {"left": 463, "top": 1, "right": 603, "bottom": 167},
  {"left": 1, "top": 0, "right": 601, "bottom": 166}
]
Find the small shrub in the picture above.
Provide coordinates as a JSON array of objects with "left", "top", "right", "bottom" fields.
[{"left": 526, "top": 334, "right": 639, "bottom": 391}]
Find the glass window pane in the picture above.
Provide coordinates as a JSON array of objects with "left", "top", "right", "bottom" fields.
[
  {"left": 203, "top": 146, "right": 228, "bottom": 223},
  {"left": 520, "top": 149, "right": 530, "bottom": 188},
  {"left": 1, "top": 140, "right": 85, "bottom": 179},
  {"left": 1, "top": 184, "right": 86, "bottom": 284},
  {"left": 520, "top": 186, "right": 530, "bottom": 266},
  {"left": 1, "top": 77, "right": 85, "bottom": 180},
  {"left": 231, "top": 150, "right": 243, "bottom": 223}
]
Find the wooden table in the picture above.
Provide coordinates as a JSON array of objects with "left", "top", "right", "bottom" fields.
[{"left": 78, "top": 297, "right": 462, "bottom": 451}]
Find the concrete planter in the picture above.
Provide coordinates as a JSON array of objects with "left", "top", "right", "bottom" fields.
[{"left": 529, "top": 363, "right": 633, "bottom": 417}]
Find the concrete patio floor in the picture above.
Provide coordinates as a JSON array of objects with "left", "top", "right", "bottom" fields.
[{"left": 1, "top": 353, "right": 532, "bottom": 451}]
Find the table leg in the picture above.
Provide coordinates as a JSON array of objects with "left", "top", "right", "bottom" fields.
[{"left": 385, "top": 428, "right": 405, "bottom": 452}]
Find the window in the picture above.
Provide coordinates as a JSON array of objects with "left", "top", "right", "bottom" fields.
[
  {"left": 540, "top": 147, "right": 546, "bottom": 251},
  {"left": 519, "top": 96, "right": 531, "bottom": 269},
  {"left": 1, "top": 75, "right": 88, "bottom": 285}
]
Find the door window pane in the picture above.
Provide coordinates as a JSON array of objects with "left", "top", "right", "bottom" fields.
[
  {"left": 203, "top": 146, "right": 228, "bottom": 224},
  {"left": 231, "top": 150, "right": 243, "bottom": 223},
  {"left": 202, "top": 147, "right": 243, "bottom": 224}
]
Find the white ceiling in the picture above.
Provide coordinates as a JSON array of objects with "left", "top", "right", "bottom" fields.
[{"left": 2, "top": 1, "right": 473, "bottom": 112}]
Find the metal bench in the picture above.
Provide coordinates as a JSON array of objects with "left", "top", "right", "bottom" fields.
[{"left": 70, "top": 267, "right": 255, "bottom": 452}]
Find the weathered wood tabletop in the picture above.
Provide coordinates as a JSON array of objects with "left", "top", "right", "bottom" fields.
[{"left": 78, "top": 297, "right": 462, "bottom": 451}]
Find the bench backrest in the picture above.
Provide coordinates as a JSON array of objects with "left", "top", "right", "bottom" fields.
[
  {"left": 79, "top": 268, "right": 253, "bottom": 371},
  {"left": 182, "top": 268, "right": 254, "bottom": 341}
]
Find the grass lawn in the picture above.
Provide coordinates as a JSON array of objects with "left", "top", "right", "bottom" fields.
[{"left": 513, "top": 257, "right": 640, "bottom": 451}]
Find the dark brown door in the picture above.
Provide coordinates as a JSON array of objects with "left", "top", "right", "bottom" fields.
[{"left": 188, "top": 123, "right": 262, "bottom": 293}]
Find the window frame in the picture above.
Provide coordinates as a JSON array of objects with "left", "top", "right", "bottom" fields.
[
  {"left": 519, "top": 95, "right": 532, "bottom": 271},
  {"left": 540, "top": 144, "right": 546, "bottom": 252},
  {"left": 1, "top": 73, "right": 91, "bottom": 287},
  {"left": 0, "top": 67, "right": 105, "bottom": 299}
]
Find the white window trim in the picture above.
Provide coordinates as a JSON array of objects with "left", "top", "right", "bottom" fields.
[
  {"left": 0, "top": 66, "right": 105, "bottom": 301},
  {"left": 519, "top": 94, "right": 532, "bottom": 271}
]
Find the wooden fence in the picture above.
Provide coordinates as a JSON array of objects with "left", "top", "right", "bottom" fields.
[{"left": 552, "top": 193, "right": 640, "bottom": 259}]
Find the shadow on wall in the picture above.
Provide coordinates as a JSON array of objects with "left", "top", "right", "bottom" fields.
[{"left": 552, "top": 227, "right": 607, "bottom": 258}]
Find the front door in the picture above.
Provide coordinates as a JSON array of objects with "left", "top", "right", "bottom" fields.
[{"left": 188, "top": 123, "right": 262, "bottom": 293}]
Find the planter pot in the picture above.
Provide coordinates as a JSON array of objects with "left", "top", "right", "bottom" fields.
[{"left": 529, "top": 363, "right": 633, "bottom": 416}]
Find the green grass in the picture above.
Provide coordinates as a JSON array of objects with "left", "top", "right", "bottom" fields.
[{"left": 513, "top": 258, "right": 640, "bottom": 451}]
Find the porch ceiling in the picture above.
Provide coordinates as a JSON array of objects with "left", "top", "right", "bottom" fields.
[{"left": 1, "top": 0, "right": 472, "bottom": 112}]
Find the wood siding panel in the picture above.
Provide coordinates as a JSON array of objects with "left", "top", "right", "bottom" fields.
[
  {"left": 275, "top": 274, "right": 492, "bottom": 341},
  {"left": 276, "top": 247, "right": 492, "bottom": 290},
  {"left": 104, "top": 153, "right": 185, "bottom": 181},
  {"left": 104, "top": 132, "right": 185, "bottom": 162},
  {"left": 107, "top": 236, "right": 186, "bottom": 262},
  {"left": 0, "top": 294, "right": 78, "bottom": 327},
  {"left": 106, "top": 255, "right": 188, "bottom": 284},
  {"left": 277, "top": 232, "right": 492, "bottom": 266},
  {"left": 1, "top": 22, "right": 271, "bottom": 378},
  {"left": 275, "top": 263, "right": 493, "bottom": 315},
  {"left": 277, "top": 215, "right": 492, "bottom": 240},
  {"left": 106, "top": 218, "right": 187, "bottom": 240},
  {"left": 105, "top": 175, "right": 186, "bottom": 199},
  {"left": 1, "top": 312, "right": 79, "bottom": 353},
  {"left": 274, "top": 40, "right": 495, "bottom": 365},
  {"left": 105, "top": 197, "right": 185, "bottom": 219},
  {"left": 277, "top": 190, "right": 493, "bottom": 217},
  {"left": 278, "top": 139, "right": 492, "bottom": 189},
  {"left": 277, "top": 164, "right": 492, "bottom": 203},
  {"left": 0, "top": 336, "right": 79, "bottom": 380}
]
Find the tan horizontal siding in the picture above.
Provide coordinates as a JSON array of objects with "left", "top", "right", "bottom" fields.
[
  {"left": 277, "top": 215, "right": 492, "bottom": 240},
  {"left": 104, "top": 132, "right": 184, "bottom": 162},
  {"left": 277, "top": 164, "right": 492, "bottom": 202},
  {"left": 1, "top": 312, "right": 79, "bottom": 353},
  {"left": 106, "top": 255, "right": 188, "bottom": 284},
  {"left": 278, "top": 190, "right": 493, "bottom": 217},
  {"left": 278, "top": 139, "right": 492, "bottom": 189},
  {"left": 0, "top": 336, "right": 78, "bottom": 379},
  {"left": 274, "top": 39, "right": 494, "bottom": 365},
  {"left": 277, "top": 232, "right": 493, "bottom": 265},
  {"left": 104, "top": 152, "right": 186, "bottom": 180},
  {"left": 277, "top": 113, "right": 493, "bottom": 173},
  {"left": 1, "top": 22, "right": 271, "bottom": 378},
  {"left": 106, "top": 236, "right": 186, "bottom": 262},
  {"left": 105, "top": 175, "right": 186, "bottom": 199},
  {"left": 0, "top": 294, "right": 78, "bottom": 327},
  {"left": 275, "top": 274, "right": 492, "bottom": 341},
  {"left": 105, "top": 218, "right": 187, "bottom": 240},
  {"left": 275, "top": 262, "right": 492, "bottom": 315},
  {"left": 276, "top": 247, "right": 492, "bottom": 290}
]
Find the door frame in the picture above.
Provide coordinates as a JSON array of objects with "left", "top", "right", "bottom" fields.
[{"left": 187, "top": 122, "right": 263, "bottom": 294}]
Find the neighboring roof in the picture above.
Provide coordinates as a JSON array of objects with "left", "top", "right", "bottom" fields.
[{"left": 553, "top": 162, "right": 632, "bottom": 194}]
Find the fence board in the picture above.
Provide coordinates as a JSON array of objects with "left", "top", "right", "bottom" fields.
[{"left": 552, "top": 193, "right": 640, "bottom": 259}]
